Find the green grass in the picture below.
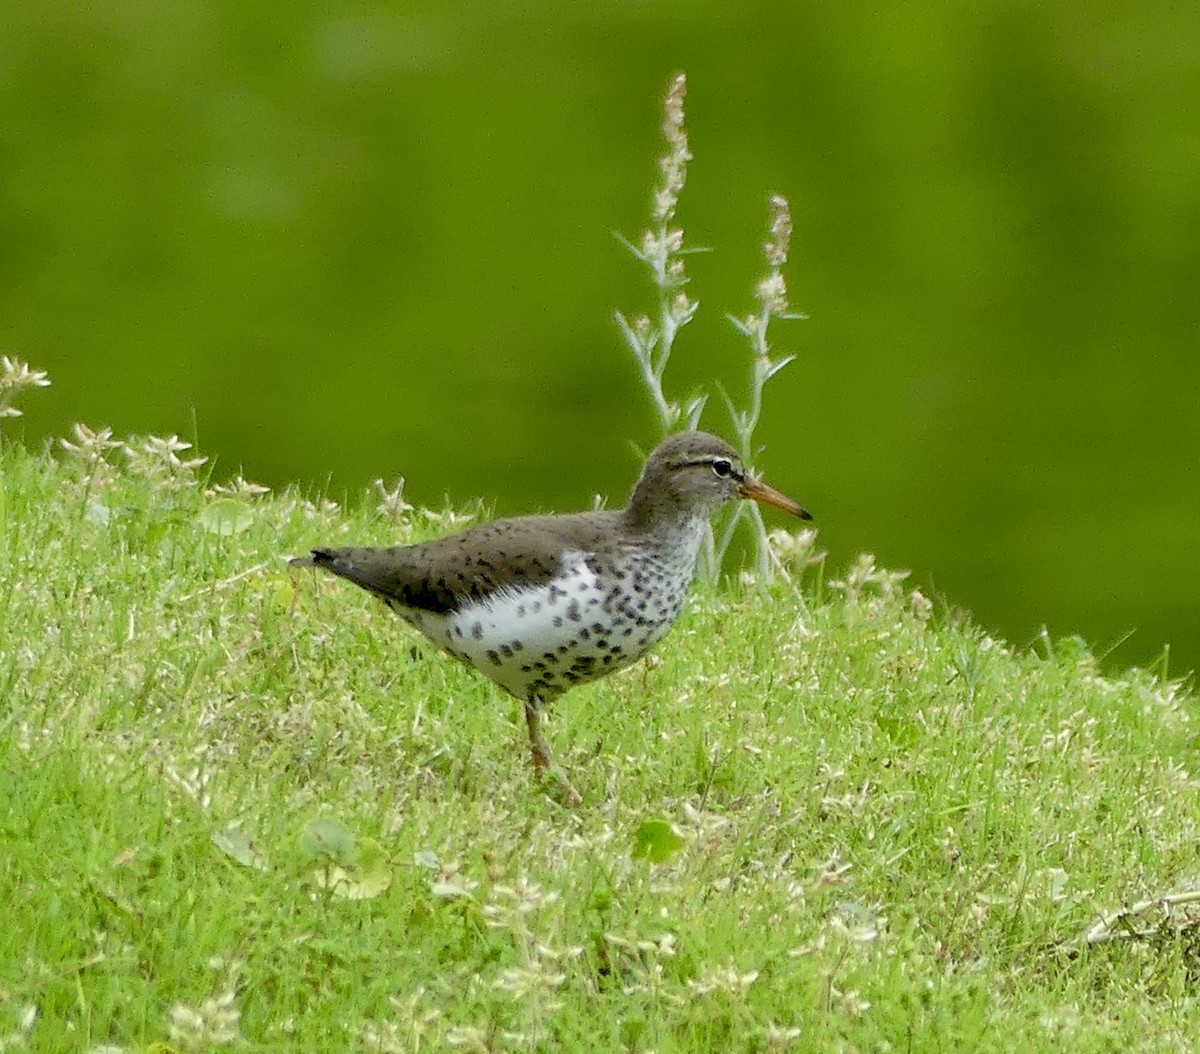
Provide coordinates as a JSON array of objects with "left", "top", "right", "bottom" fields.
[{"left": 1, "top": 441, "right": 1197, "bottom": 1054}]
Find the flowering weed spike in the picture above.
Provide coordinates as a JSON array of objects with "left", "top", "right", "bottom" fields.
[
  {"left": 0, "top": 356, "right": 51, "bottom": 428},
  {"left": 167, "top": 988, "right": 241, "bottom": 1051},
  {"left": 123, "top": 433, "right": 209, "bottom": 490},
  {"left": 615, "top": 73, "right": 706, "bottom": 437},
  {"left": 58, "top": 422, "right": 123, "bottom": 489},
  {"left": 59, "top": 422, "right": 121, "bottom": 462},
  {"left": 652, "top": 73, "right": 690, "bottom": 225},
  {"left": 617, "top": 81, "right": 807, "bottom": 582},
  {"left": 209, "top": 475, "right": 270, "bottom": 498},
  {"left": 710, "top": 193, "right": 807, "bottom": 582},
  {"left": 373, "top": 475, "right": 414, "bottom": 524}
]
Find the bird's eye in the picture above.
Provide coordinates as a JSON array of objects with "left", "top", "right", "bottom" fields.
[{"left": 711, "top": 458, "right": 734, "bottom": 478}]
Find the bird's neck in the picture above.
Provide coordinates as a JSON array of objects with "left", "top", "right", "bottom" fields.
[
  {"left": 622, "top": 483, "right": 701, "bottom": 535},
  {"left": 620, "top": 494, "right": 709, "bottom": 556}
]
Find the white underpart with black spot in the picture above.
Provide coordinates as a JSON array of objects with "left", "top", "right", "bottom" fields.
[{"left": 388, "top": 525, "right": 706, "bottom": 703}]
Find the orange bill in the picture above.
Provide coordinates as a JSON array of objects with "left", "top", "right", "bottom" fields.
[{"left": 739, "top": 477, "right": 812, "bottom": 520}]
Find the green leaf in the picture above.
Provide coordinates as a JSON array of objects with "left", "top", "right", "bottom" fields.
[
  {"left": 197, "top": 499, "right": 254, "bottom": 536},
  {"left": 212, "top": 825, "right": 270, "bottom": 871},
  {"left": 632, "top": 819, "right": 685, "bottom": 863},
  {"left": 315, "top": 837, "right": 393, "bottom": 900},
  {"left": 298, "top": 817, "right": 358, "bottom": 866}
]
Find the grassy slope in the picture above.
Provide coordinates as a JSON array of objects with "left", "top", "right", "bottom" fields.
[{"left": 1, "top": 444, "right": 1197, "bottom": 1053}]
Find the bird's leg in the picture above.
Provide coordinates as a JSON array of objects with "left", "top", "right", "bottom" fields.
[
  {"left": 523, "top": 698, "right": 551, "bottom": 772},
  {"left": 523, "top": 698, "right": 581, "bottom": 805}
]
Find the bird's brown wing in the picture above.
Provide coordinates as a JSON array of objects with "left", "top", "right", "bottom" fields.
[{"left": 299, "top": 511, "right": 623, "bottom": 615}]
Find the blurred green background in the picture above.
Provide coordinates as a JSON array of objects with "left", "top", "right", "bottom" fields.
[{"left": 4, "top": 2, "right": 1198, "bottom": 673}]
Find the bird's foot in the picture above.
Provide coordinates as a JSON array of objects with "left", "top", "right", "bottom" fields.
[{"left": 543, "top": 766, "right": 583, "bottom": 807}]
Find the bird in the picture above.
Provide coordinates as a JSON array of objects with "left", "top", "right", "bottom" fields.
[{"left": 292, "top": 431, "right": 810, "bottom": 802}]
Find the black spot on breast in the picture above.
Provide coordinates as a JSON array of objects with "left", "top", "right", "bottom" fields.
[
  {"left": 472, "top": 622, "right": 483, "bottom": 641},
  {"left": 486, "top": 650, "right": 502, "bottom": 666}
]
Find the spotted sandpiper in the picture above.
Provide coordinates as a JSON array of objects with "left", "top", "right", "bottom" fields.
[{"left": 293, "top": 431, "right": 810, "bottom": 801}]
